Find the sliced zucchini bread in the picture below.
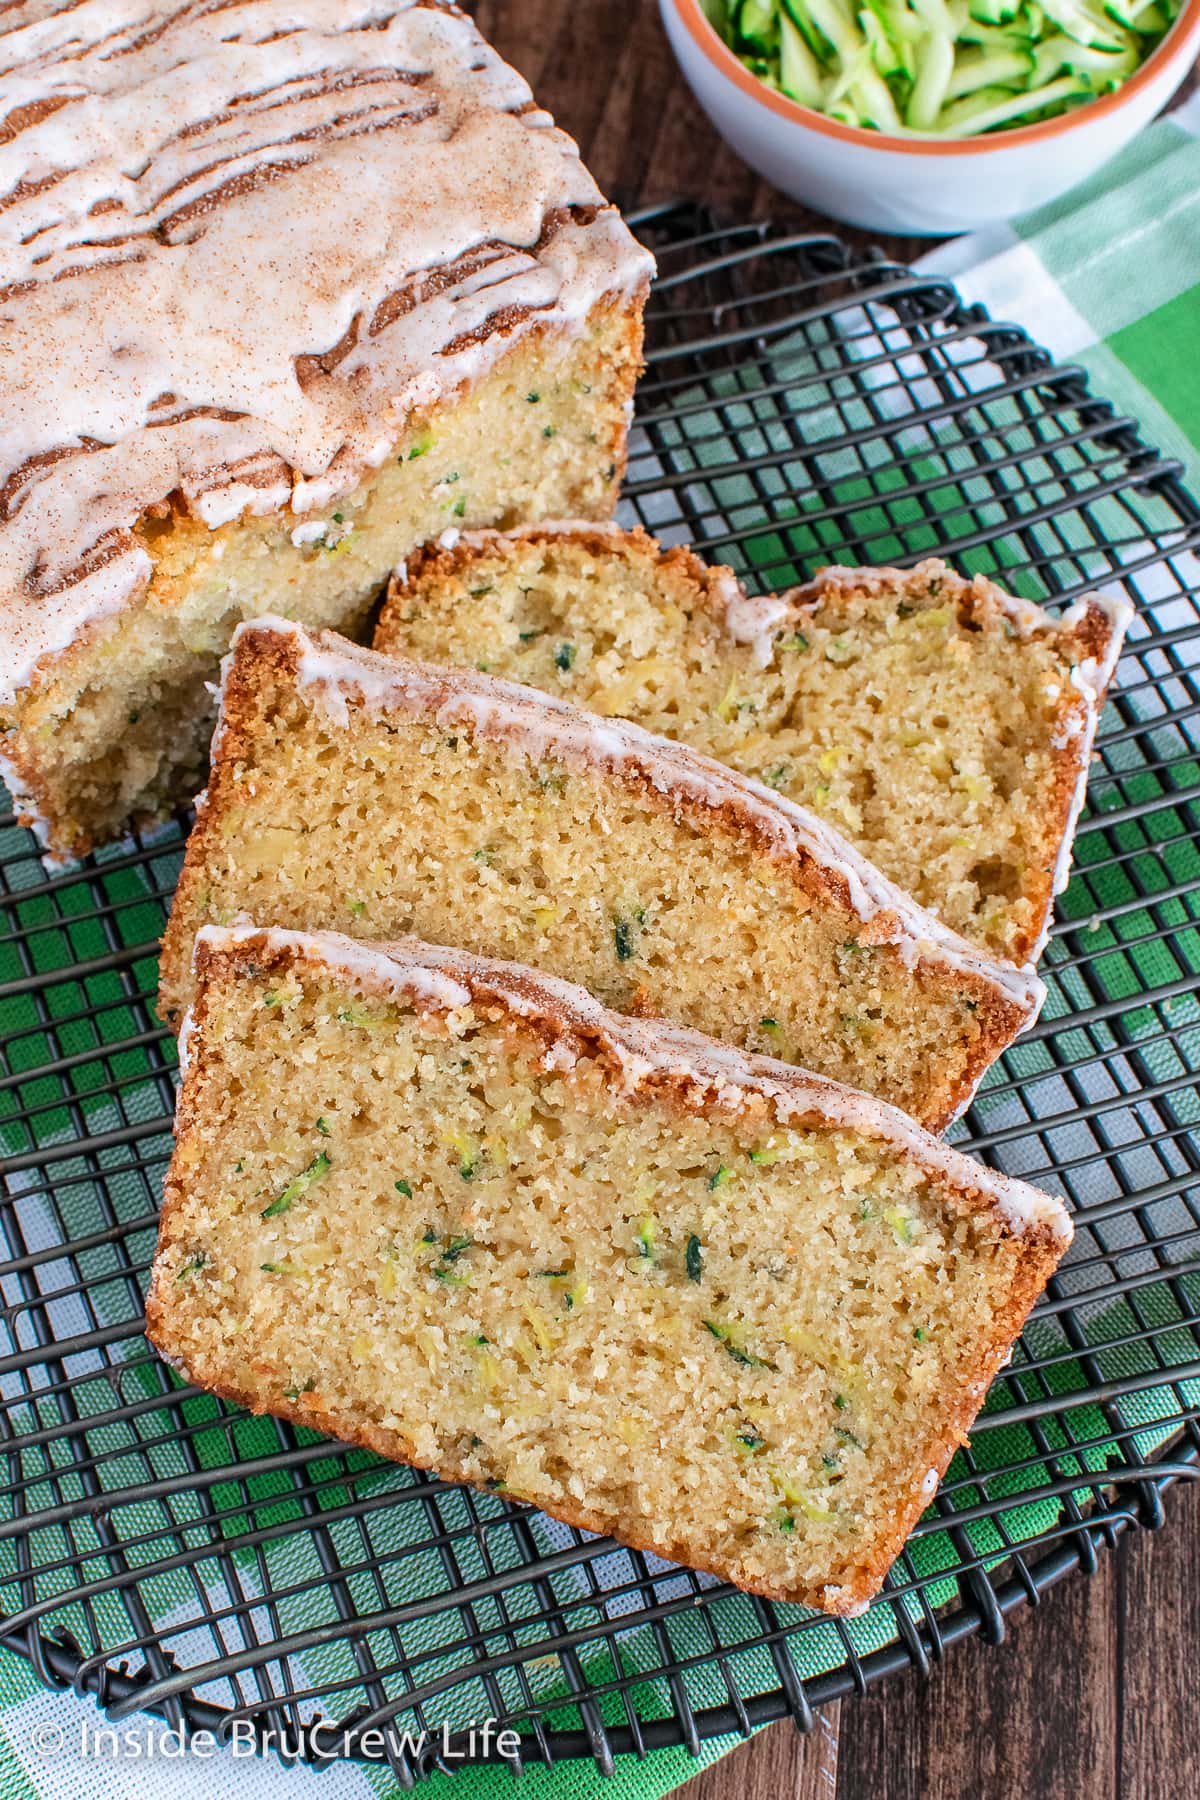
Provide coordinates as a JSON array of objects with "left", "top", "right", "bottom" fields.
[
  {"left": 148, "top": 925, "right": 1071, "bottom": 1615},
  {"left": 159, "top": 619, "right": 1044, "bottom": 1130}
]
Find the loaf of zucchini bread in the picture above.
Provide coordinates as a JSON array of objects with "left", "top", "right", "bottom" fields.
[
  {"left": 376, "top": 525, "right": 1130, "bottom": 963},
  {"left": 0, "top": 1, "right": 651, "bottom": 861},
  {"left": 147, "top": 925, "right": 1071, "bottom": 1615},
  {"left": 159, "top": 619, "right": 1044, "bottom": 1129}
]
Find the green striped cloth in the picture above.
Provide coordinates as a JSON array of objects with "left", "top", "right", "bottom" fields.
[
  {"left": 1, "top": 94, "right": 1199, "bottom": 1800},
  {"left": 917, "top": 90, "right": 1200, "bottom": 495}
]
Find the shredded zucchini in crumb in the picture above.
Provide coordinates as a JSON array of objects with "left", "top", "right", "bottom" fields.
[
  {"left": 714, "top": 675, "right": 741, "bottom": 723},
  {"left": 882, "top": 1203, "right": 917, "bottom": 1245},
  {"left": 335, "top": 1002, "right": 386, "bottom": 1030},
  {"left": 260, "top": 1150, "right": 331, "bottom": 1219},
  {"left": 686, "top": 1234, "right": 704, "bottom": 1283},
  {"left": 442, "top": 1128, "right": 482, "bottom": 1181},
  {"left": 415, "top": 1229, "right": 475, "bottom": 1288},
  {"left": 468, "top": 1338, "right": 502, "bottom": 1390},
  {"left": 523, "top": 1302, "right": 556, "bottom": 1353},
  {"left": 783, "top": 1325, "right": 861, "bottom": 1385},
  {"left": 535, "top": 1268, "right": 589, "bottom": 1310},
  {"left": 703, "top": 1318, "right": 773, "bottom": 1369},
  {"left": 728, "top": 1421, "right": 767, "bottom": 1454},
  {"left": 634, "top": 1215, "right": 658, "bottom": 1261},
  {"left": 613, "top": 916, "right": 637, "bottom": 961},
  {"left": 770, "top": 1471, "right": 839, "bottom": 1526}
]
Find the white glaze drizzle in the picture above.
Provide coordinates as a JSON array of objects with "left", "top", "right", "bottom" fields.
[
  {"left": 175, "top": 1005, "right": 196, "bottom": 1088},
  {"left": 791, "top": 558, "right": 1053, "bottom": 634},
  {"left": 824, "top": 1588, "right": 869, "bottom": 1617},
  {"left": 719, "top": 587, "right": 795, "bottom": 669},
  {"left": 192, "top": 918, "right": 471, "bottom": 1011},
  {"left": 0, "top": 0, "right": 652, "bottom": 702},
  {"left": 189, "top": 922, "right": 1072, "bottom": 1245},
  {"left": 0, "top": 738, "right": 82, "bottom": 872},
  {"left": 1045, "top": 591, "right": 1133, "bottom": 919},
  {"left": 219, "top": 615, "right": 1046, "bottom": 1020}
]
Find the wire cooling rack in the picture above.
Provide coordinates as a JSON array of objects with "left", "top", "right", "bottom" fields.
[{"left": 1, "top": 200, "right": 1199, "bottom": 1787}]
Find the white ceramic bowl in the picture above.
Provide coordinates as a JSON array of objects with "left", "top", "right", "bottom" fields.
[{"left": 660, "top": 0, "right": 1200, "bottom": 234}]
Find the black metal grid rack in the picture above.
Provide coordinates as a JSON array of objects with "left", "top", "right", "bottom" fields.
[{"left": 1, "top": 200, "right": 1199, "bottom": 1786}]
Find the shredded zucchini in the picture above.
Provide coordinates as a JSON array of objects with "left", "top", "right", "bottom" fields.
[
  {"left": 710, "top": 0, "right": 1177, "bottom": 134},
  {"left": 771, "top": 1471, "right": 840, "bottom": 1524},
  {"left": 704, "top": 1318, "right": 774, "bottom": 1368},
  {"left": 260, "top": 1150, "right": 331, "bottom": 1219},
  {"left": 686, "top": 1234, "right": 704, "bottom": 1282},
  {"left": 634, "top": 1214, "right": 658, "bottom": 1261}
]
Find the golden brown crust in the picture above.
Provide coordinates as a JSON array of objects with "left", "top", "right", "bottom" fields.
[
  {"left": 1001, "top": 594, "right": 1122, "bottom": 960},
  {"left": 147, "top": 929, "right": 1065, "bottom": 1616}
]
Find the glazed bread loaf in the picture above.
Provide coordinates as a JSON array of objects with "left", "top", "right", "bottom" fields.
[
  {"left": 147, "top": 925, "right": 1071, "bottom": 1616},
  {"left": 377, "top": 525, "right": 1130, "bottom": 963},
  {"left": 0, "top": 2, "right": 651, "bottom": 860},
  {"left": 159, "top": 619, "right": 1045, "bottom": 1129}
]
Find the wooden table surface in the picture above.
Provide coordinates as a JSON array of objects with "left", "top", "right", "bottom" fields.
[{"left": 473, "top": 5, "right": 1200, "bottom": 1795}]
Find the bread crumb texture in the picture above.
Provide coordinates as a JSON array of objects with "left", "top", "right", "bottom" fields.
[
  {"left": 379, "top": 530, "right": 1123, "bottom": 962},
  {"left": 160, "top": 626, "right": 1039, "bottom": 1130},
  {"left": 148, "top": 933, "right": 1064, "bottom": 1614}
]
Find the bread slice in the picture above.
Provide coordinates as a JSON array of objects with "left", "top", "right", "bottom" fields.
[
  {"left": 376, "top": 526, "right": 1130, "bottom": 963},
  {"left": 0, "top": 3, "right": 651, "bottom": 861},
  {"left": 160, "top": 619, "right": 1044, "bottom": 1131},
  {"left": 147, "top": 924, "right": 1071, "bottom": 1616}
]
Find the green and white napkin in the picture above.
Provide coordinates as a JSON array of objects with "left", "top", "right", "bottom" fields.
[{"left": 917, "top": 90, "right": 1200, "bottom": 496}]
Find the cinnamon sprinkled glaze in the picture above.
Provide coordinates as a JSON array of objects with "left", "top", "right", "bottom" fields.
[{"left": 0, "top": 0, "right": 652, "bottom": 699}]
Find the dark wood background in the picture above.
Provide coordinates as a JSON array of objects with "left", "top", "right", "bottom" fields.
[{"left": 473, "top": 4, "right": 1200, "bottom": 1795}]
